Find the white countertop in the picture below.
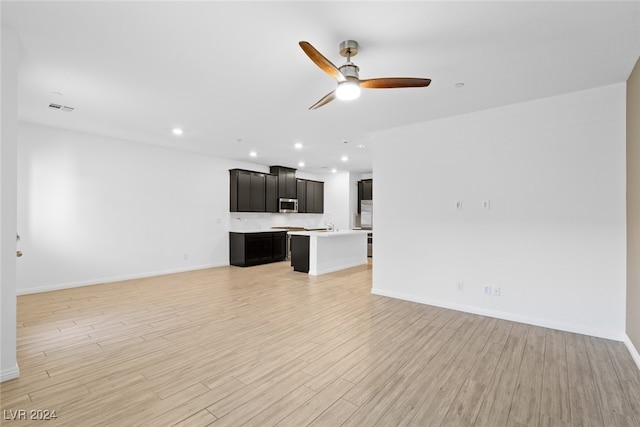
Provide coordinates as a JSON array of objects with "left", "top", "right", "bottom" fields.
[
  {"left": 288, "top": 229, "right": 368, "bottom": 237},
  {"left": 229, "top": 229, "right": 368, "bottom": 236},
  {"left": 229, "top": 229, "right": 289, "bottom": 233}
]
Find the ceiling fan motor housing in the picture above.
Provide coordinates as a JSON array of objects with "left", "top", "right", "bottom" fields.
[{"left": 339, "top": 63, "right": 360, "bottom": 81}]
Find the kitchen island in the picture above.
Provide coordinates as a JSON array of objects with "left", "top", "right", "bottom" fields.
[{"left": 289, "top": 230, "right": 368, "bottom": 275}]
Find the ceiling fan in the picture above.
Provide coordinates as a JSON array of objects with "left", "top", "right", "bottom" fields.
[{"left": 299, "top": 40, "right": 431, "bottom": 110}]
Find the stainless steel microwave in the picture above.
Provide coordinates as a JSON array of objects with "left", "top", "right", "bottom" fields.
[{"left": 279, "top": 198, "right": 298, "bottom": 213}]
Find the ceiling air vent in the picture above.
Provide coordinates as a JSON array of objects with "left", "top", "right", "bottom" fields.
[{"left": 48, "top": 103, "right": 75, "bottom": 112}]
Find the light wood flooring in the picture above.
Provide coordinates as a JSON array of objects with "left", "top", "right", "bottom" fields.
[{"left": 1, "top": 261, "right": 639, "bottom": 426}]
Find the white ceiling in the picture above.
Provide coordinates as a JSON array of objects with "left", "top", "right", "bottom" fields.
[{"left": 3, "top": 1, "right": 639, "bottom": 174}]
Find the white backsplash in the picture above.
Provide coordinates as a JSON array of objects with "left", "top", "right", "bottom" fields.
[{"left": 229, "top": 212, "right": 333, "bottom": 232}]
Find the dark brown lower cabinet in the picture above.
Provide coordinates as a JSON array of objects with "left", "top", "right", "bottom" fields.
[
  {"left": 290, "top": 235, "right": 310, "bottom": 273},
  {"left": 229, "top": 231, "right": 287, "bottom": 267}
]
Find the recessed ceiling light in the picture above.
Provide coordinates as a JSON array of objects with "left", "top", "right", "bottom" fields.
[
  {"left": 341, "top": 156, "right": 349, "bottom": 162},
  {"left": 172, "top": 128, "right": 183, "bottom": 136},
  {"left": 249, "top": 151, "right": 257, "bottom": 157},
  {"left": 298, "top": 161, "right": 305, "bottom": 167},
  {"left": 294, "top": 142, "right": 303, "bottom": 149},
  {"left": 455, "top": 82, "right": 465, "bottom": 88}
]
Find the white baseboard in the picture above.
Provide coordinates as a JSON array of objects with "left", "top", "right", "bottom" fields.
[
  {"left": 0, "top": 364, "right": 20, "bottom": 383},
  {"left": 371, "top": 288, "right": 626, "bottom": 342},
  {"left": 16, "top": 263, "right": 225, "bottom": 295},
  {"left": 623, "top": 334, "right": 640, "bottom": 371}
]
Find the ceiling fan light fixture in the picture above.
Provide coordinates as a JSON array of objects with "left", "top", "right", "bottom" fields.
[{"left": 336, "top": 80, "right": 361, "bottom": 101}]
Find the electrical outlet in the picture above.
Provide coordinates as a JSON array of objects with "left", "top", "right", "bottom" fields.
[
  {"left": 183, "top": 253, "right": 189, "bottom": 260},
  {"left": 483, "top": 285, "right": 492, "bottom": 295},
  {"left": 456, "top": 201, "right": 463, "bottom": 210},
  {"left": 482, "top": 200, "right": 491, "bottom": 210},
  {"left": 457, "top": 282, "right": 464, "bottom": 292},
  {"left": 492, "top": 286, "right": 501, "bottom": 296}
]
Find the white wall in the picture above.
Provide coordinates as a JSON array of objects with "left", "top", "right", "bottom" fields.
[
  {"left": 17, "top": 124, "right": 225, "bottom": 292},
  {"left": 16, "top": 123, "right": 331, "bottom": 294},
  {"left": 372, "top": 84, "right": 627, "bottom": 340},
  {"left": 1, "top": 26, "right": 20, "bottom": 382}
]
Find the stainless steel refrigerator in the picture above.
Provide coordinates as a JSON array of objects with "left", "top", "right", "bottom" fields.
[
  {"left": 360, "top": 200, "right": 373, "bottom": 257},
  {"left": 360, "top": 200, "right": 373, "bottom": 229}
]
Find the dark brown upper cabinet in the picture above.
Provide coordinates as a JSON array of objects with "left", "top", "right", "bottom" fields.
[
  {"left": 270, "top": 166, "right": 297, "bottom": 199},
  {"left": 296, "top": 179, "right": 307, "bottom": 213},
  {"left": 230, "top": 169, "right": 276, "bottom": 213},
  {"left": 296, "top": 179, "right": 324, "bottom": 214},
  {"left": 357, "top": 179, "right": 372, "bottom": 213},
  {"left": 265, "top": 174, "right": 278, "bottom": 212},
  {"left": 231, "top": 167, "right": 323, "bottom": 214}
]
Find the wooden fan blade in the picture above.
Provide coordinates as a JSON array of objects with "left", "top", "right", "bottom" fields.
[
  {"left": 309, "top": 90, "right": 336, "bottom": 110},
  {"left": 360, "top": 77, "right": 431, "bottom": 89},
  {"left": 299, "top": 41, "right": 346, "bottom": 82}
]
